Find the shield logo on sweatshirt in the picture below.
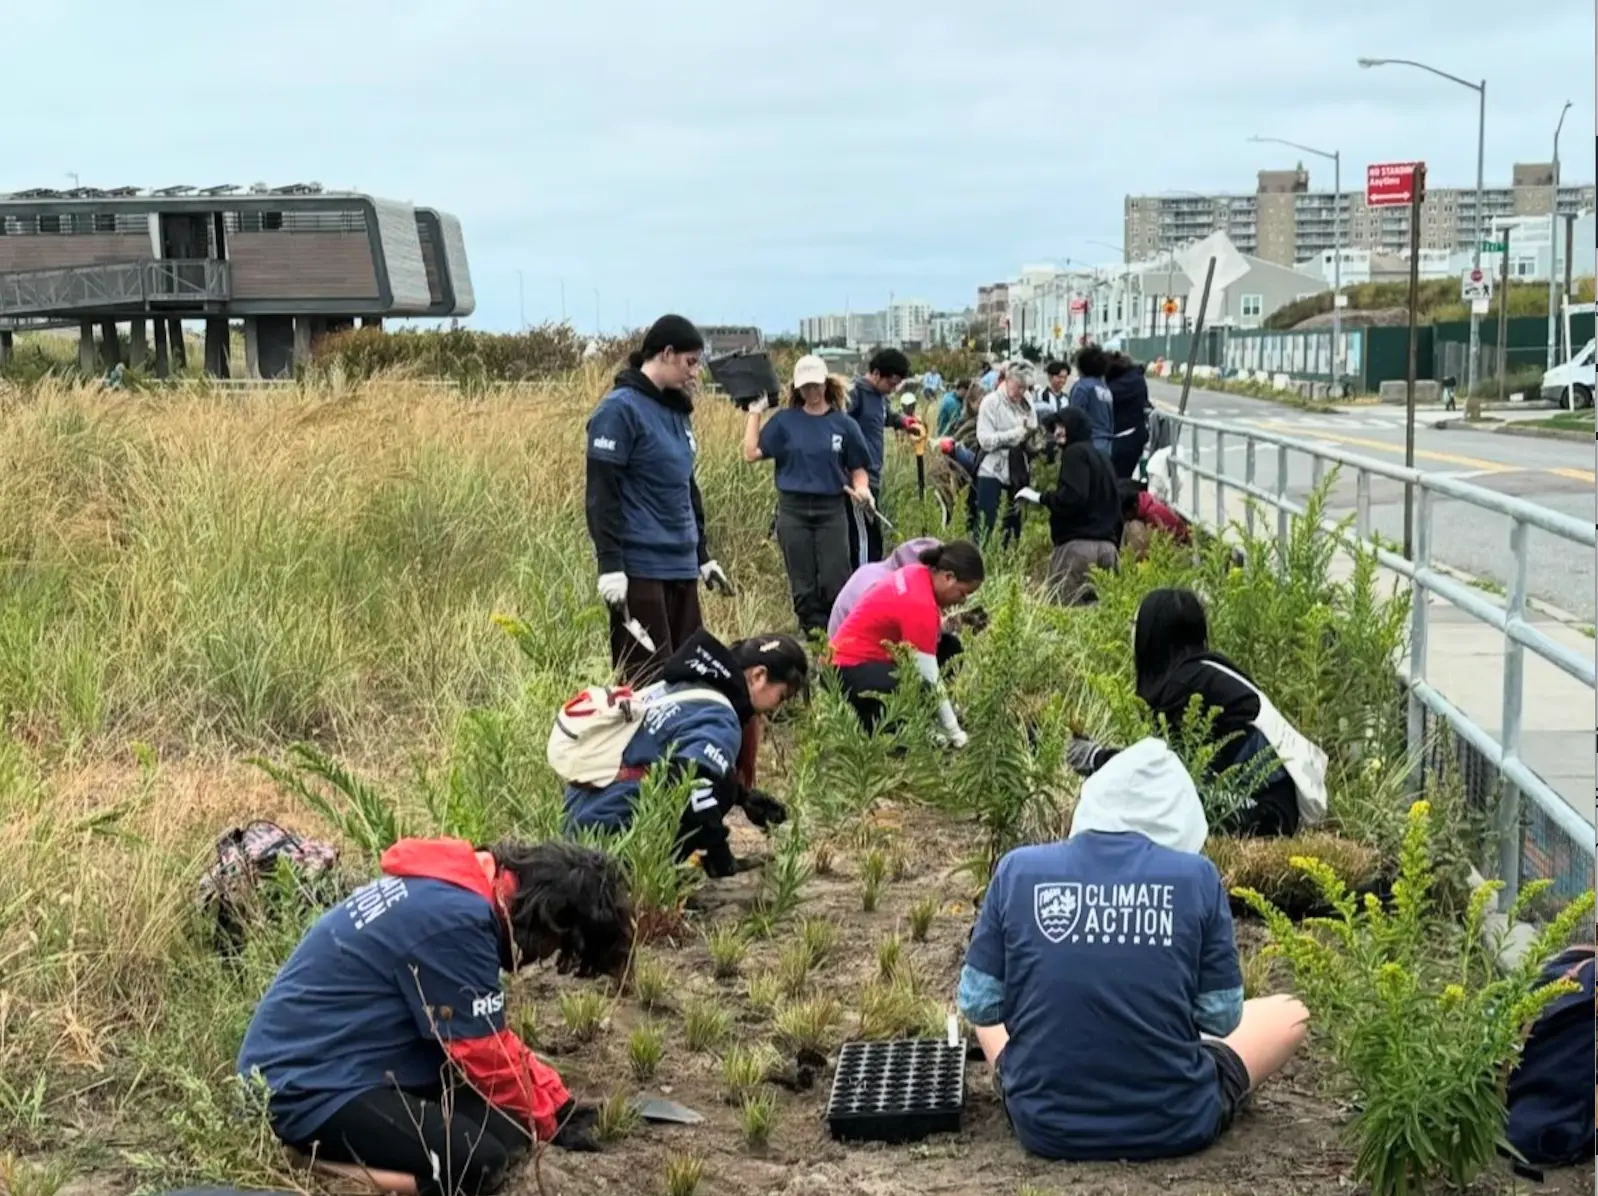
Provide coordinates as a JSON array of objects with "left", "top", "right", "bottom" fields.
[{"left": 1034, "top": 882, "right": 1081, "bottom": 944}]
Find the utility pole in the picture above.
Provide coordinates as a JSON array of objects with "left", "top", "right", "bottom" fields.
[
  {"left": 1496, "top": 224, "right": 1512, "bottom": 400},
  {"left": 1402, "top": 163, "right": 1425, "bottom": 559},
  {"left": 1546, "top": 101, "right": 1571, "bottom": 370},
  {"left": 1356, "top": 60, "right": 1487, "bottom": 411}
]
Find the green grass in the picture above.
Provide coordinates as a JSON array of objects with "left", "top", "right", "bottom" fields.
[{"left": 1517, "top": 408, "right": 1595, "bottom": 433}]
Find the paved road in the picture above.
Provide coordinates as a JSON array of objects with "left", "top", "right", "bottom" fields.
[{"left": 1148, "top": 379, "right": 1597, "bottom": 620}]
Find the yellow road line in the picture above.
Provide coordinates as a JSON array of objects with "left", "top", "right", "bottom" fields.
[
  {"left": 1153, "top": 401, "right": 1596, "bottom": 483},
  {"left": 1251, "top": 421, "right": 1513, "bottom": 473}
]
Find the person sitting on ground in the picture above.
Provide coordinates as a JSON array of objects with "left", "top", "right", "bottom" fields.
[
  {"left": 1119, "top": 477, "right": 1191, "bottom": 560},
  {"left": 563, "top": 628, "right": 806, "bottom": 875},
  {"left": 1069, "top": 588, "right": 1310, "bottom": 837},
  {"left": 829, "top": 536, "right": 973, "bottom": 668},
  {"left": 1106, "top": 352, "right": 1152, "bottom": 479},
  {"left": 1016, "top": 408, "right": 1122, "bottom": 605},
  {"left": 957, "top": 737, "right": 1309, "bottom": 1163},
  {"left": 1067, "top": 344, "right": 1116, "bottom": 458},
  {"left": 828, "top": 539, "right": 985, "bottom": 743},
  {"left": 238, "top": 838, "right": 634, "bottom": 1195}
]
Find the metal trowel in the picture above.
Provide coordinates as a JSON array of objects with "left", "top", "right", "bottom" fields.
[{"left": 632, "top": 1096, "right": 706, "bottom": 1124}]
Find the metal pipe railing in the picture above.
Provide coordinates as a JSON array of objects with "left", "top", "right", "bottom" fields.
[{"left": 1152, "top": 410, "right": 1595, "bottom": 901}]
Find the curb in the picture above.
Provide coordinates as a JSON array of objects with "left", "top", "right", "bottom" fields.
[{"left": 1494, "top": 423, "right": 1592, "bottom": 444}]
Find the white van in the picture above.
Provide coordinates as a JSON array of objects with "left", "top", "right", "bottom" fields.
[{"left": 1541, "top": 337, "right": 1594, "bottom": 410}]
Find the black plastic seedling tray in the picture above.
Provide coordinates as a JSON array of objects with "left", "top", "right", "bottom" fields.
[
  {"left": 706, "top": 349, "right": 782, "bottom": 407},
  {"left": 825, "top": 1038, "right": 966, "bottom": 1144}
]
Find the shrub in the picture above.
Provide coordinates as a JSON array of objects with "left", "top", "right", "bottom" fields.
[{"left": 1237, "top": 800, "right": 1596, "bottom": 1196}]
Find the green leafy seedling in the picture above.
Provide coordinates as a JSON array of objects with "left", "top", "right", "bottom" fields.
[
  {"left": 705, "top": 924, "right": 747, "bottom": 980},
  {"left": 628, "top": 1021, "right": 664, "bottom": 1080},
  {"left": 631, "top": 954, "right": 674, "bottom": 1012},
  {"left": 559, "top": 991, "right": 607, "bottom": 1043},
  {"left": 682, "top": 998, "right": 733, "bottom": 1053},
  {"left": 908, "top": 896, "right": 937, "bottom": 942},
  {"left": 661, "top": 1153, "right": 705, "bottom": 1196},
  {"left": 595, "top": 1092, "right": 641, "bottom": 1142},
  {"left": 739, "top": 1087, "right": 778, "bottom": 1148}
]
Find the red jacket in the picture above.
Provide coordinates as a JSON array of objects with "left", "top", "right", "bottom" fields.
[{"left": 380, "top": 838, "right": 570, "bottom": 1141}]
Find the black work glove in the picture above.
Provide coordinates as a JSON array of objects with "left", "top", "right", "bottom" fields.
[
  {"left": 677, "top": 806, "right": 737, "bottom": 878},
  {"left": 1067, "top": 736, "right": 1115, "bottom": 778},
  {"left": 740, "top": 788, "right": 788, "bottom": 829},
  {"left": 551, "top": 1099, "right": 601, "bottom": 1152}
]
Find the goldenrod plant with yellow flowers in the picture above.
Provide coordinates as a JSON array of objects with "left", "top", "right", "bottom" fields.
[{"left": 1237, "top": 800, "right": 1595, "bottom": 1196}]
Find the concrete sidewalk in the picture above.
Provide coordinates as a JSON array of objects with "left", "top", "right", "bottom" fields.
[{"left": 1183, "top": 470, "right": 1594, "bottom": 829}]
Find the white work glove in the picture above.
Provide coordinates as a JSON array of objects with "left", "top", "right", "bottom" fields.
[
  {"left": 700, "top": 560, "right": 732, "bottom": 594},
  {"left": 947, "top": 727, "right": 969, "bottom": 750},
  {"left": 597, "top": 572, "right": 629, "bottom": 607},
  {"left": 747, "top": 396, "right": 770, "bottom": 415},
  {"left": 1015, "top": 487, "right": 1042, "bottom": 505}
]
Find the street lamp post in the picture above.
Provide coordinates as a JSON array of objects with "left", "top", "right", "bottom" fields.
[
  {"left": 1358, "top": 57, "right": 1486, "bottom": 406},
  {"left": 1250, "top": 136, "right": 1343, "bottom": 387},
  {"left": 1547, "top": 101, "right": 1572, "bottom": 371}
]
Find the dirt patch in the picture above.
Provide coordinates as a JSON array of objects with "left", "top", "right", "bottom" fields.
[{"left": 494, "top": 809, "right": 1593, "bottom": 1196}]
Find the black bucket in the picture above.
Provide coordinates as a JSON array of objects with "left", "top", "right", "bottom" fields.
[{"left": 707, "top": 350, "right": 782, "bottom": 408}]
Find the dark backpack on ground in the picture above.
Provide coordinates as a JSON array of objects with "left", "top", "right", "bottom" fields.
[
  {"left": 199, "top": 820, "right": 341, "bottom": 946},
  {"left": 1504, "top": 944, "right": 1595, "bottom": 1176}
]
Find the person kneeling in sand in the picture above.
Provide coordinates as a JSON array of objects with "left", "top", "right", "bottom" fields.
[
  {"left": 956, "top": 737, "right": 1309, "bottom": 1162},
  {"left": 239, "top": 837, "right": 633, "bottom": 1195}
]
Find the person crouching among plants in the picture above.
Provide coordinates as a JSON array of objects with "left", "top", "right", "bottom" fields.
[
  {"left": 957, "top": 737, "right": 1309, "bottom": 1163},
  {"left": 1015, "top": 407, "right": 1123, "bottom": 606},
  {"left": 829, "top": 536, "right": 979, "bottom": 670},
  {"left": 560, "top": 628, "right": 808, "bottom": 877},
  {"left": 1068, "top": 587, "right": 1326, "bottom": 837},
  {"left": 237, "top": 838, "right": 633, "bottom": 1195},
  {"left": 828, "top": 539, "right": 985, "bottom": 745}
]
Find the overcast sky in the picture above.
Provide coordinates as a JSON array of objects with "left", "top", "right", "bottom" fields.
[{"left": 7, "top": 0, "right": 1592, "bottom": 333}]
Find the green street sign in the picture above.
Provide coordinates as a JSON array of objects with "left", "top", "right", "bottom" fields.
[{"left": 1479, "top": 240, "right": 1506, "bottom": 252}]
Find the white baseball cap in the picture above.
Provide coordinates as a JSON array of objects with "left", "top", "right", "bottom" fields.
[{"left": 793, "top": 355, "right": 829, "bottom": 387}]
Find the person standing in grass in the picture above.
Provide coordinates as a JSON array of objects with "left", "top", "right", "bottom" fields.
[
  {"left": 956, "top": 736, "right": 1309, "bottom": 1163},
  {"left": 1067, "top": 344, "right": 1116, "bottom": 458},
  {"left": 1107, "top": 352, "right": 1153, "bottom": 479},
  {"left": 974, "top": 361, "right": 1039, "bottom": 546},
  {"left": 562, "top": 628, "right": 807, "bottom": 876},
  {"left": 828, "top": 539, "right": 985, "bottom": 745},
  {"left": 238, "top": 838, "right": 634, "bottom": 1194},
  {"left": 844, "top": 347, "right": 922, "bottom": 567},
  {"left": 743, "top": 355, "right": 872, "bottom": 634},
  {"left": 935, "top": 378, "right": 969, "bottom": 437},
  {"left": 585, "top": 314, "right": 732, "bottom": 685}
]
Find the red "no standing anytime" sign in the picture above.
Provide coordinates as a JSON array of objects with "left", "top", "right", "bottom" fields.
[{"left": 1366, "top": 162, "right": 1425, "bottom": 207}]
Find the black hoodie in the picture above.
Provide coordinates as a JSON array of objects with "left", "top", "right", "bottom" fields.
[
  {"left": 1037, "top": 407, "right": 1123, "bottom": 545},
  {"left": 1138, "top": 648, "right": 1298, "bottom": 835},
  {"left": 585, "top": 367, "right": 711, "bottom": 576}
]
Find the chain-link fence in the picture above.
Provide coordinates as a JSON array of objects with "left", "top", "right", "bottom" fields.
[{"left": 1413, "top": 698, "right": 1593, "bottom": 907}]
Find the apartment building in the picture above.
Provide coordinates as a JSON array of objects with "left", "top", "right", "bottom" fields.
[
  {"left": 798, "top": 313, "right": 848, "bottom": 345},
  {"left": 1125, "top": 163, "right": 1596, "bottom": 268}
]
